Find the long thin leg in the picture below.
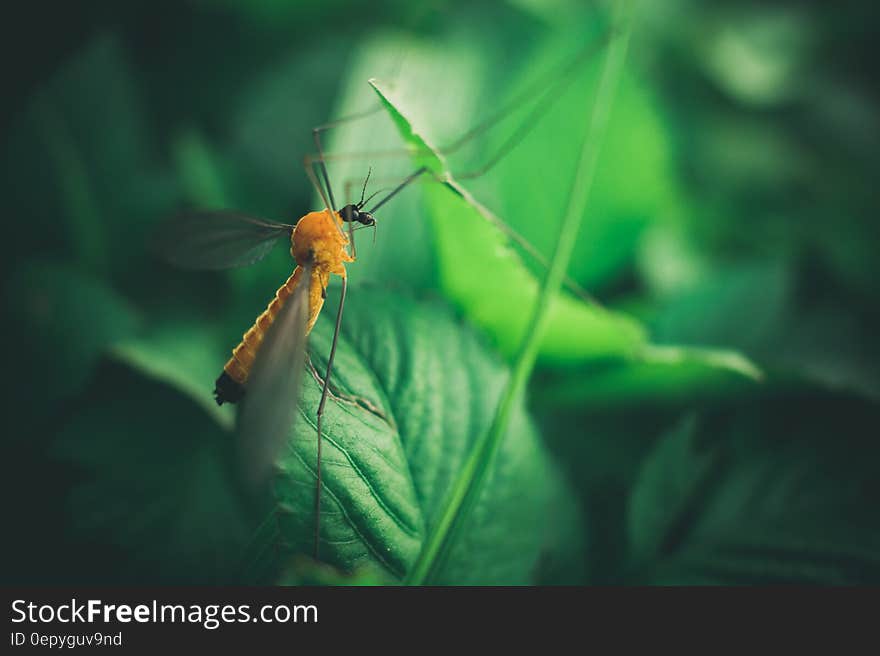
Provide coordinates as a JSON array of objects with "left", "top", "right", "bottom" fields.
[
  {"left": 306, "top": 30, "right": 613, "bottom": 182},
  {"left": 304, "top": 154, "right": 334, "bottom": 217},
  {"left": 311, "top": 106, "right": 384, "bottom": 215},
  {"left": 301, "top": 149, "right": 352, "bottom": 561},
  {"left": 313, "top": 129, "right": 338, "bottom": 213},
  {"left": 445, "top": 31, "right": 613, "bottom": 178},
  {"left": 314, "top": 274, "right": 348, "bottom": 559}
]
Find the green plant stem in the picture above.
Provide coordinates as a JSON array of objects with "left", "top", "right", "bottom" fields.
[{"left": 405, "top": 5, "right": 635, "bottom": 585}]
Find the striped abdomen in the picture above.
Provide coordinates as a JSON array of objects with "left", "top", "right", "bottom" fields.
[{"left": 214, "top": 266, "right": 324, "bottom": 405}]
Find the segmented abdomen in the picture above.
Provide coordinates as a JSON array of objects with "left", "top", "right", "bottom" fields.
[{"left": 214, "top": 266, "right": 317, "bottom": 405}]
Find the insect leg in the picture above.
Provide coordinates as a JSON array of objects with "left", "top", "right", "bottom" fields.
[
  {"left": 304, "top": 154, "right": 334, "bottom": 218},
  {"left": 446, "top": 31, "right": 613, "bottom": 179},
  {"left": 313, "top": 274, "right": 348, "bottom": 559},
  {"left": 311, "top": 105, "right": 385, "bottom": 214}
]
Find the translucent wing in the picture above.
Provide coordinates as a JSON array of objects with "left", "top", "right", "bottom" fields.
[
  {"left": 155, "top": 210, "right": 294, "bottom": 270},
  {"left": 235, "top": 260, "right": 312, "bottom": 497}
]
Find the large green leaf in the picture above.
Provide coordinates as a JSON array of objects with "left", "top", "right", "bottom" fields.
[
  {"left": 369, "top": 78, "right": 647, "bottom": 365},
  {"left": 367, "top": 75, "right": 763, "bottom": 404},
  {"left": 647, "top": 260, "right": 880, "bottom": 400},
  {"left": 628, "top": 393, "right": 880, "bottom": 584},
  {"left": 43, "top": 286, "right": 580, "bottom": 584},
  {"left": 46, "top": 360, "right": 251, "bottom": 584},
  {"left": 250, "top": 287, "right": 582, "bottom": 584},
  {"left": 649, "top": 261, "right": 792, "bottom": 353}
]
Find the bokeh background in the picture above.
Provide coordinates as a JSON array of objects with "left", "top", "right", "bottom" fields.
[{"left": 2, "top": 0, "right": 878, "bottom": 584}]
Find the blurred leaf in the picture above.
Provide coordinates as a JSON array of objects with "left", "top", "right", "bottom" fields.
[
  {"left": 772, "top": 301, "right": 880, "bottom": 401},
  {"left": 249, "top": 287, "right": 582, "bottom": 584},
  {"left": 110, "top": 318, "right": 235, "bottom": 429},
  {"left": 698, "top": 7, "right": 813, "bottom": 107},
  {"left": 537, "top": 345, "right": 762, "bottom": 409},
  {"left": 227, "top": 35, "right": 350, "bottom": 218},
  {"left": 3, "top": 260, "right": 140, "bottom": 423},
  {"left": 647, "top": 259, "right": 880, "bottom": 400},
  {"left": 2, "top": 33, "right": 178, "bottom": 292},
  {"left": 49, "top": 360, "right": 250, "bottom": 584},
  {"left": 629, "top": 393, "right": 880, "bottom": 584},
  {"left": 536, "top": 400, "right": 681, "bottom": 583},
  {"left": 172, "top": 128, "right": 233, "bottom": 208},
  {"left": 649, "top": 260, "right": 792, "bottom": 352}
]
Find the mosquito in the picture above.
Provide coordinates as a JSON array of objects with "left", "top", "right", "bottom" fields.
[{"left": 156, "top": 29, "right": 611, "bottom": 563}]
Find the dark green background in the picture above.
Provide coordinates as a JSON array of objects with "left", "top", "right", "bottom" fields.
[{"left": 2, "top": 0, "right": 878, "bottom": 584}]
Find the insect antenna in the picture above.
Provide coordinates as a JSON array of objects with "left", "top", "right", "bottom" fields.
[
  {"left": 361, "top": 187, "right": 387, "bottom": 209},
  {"left": 357, "top": 166, "right": 372, "bottom": 208},
  {"left": 367, "top": 166, "right": 430, "bottom": 214}
]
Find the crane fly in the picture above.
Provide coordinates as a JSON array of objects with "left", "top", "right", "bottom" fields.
[
  {"left": 158, "top": 145, "right": 422, "bottom": 559},
  {"left": 156, "top": 28, "right": 612, "bottom": 564}
]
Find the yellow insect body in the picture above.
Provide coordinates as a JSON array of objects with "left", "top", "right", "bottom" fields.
[{"left": 216, "top": 210, "right": 352, "bottom": 403}]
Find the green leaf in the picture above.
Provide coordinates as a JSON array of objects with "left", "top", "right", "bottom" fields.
[
  {"left": 628, "top": 394, "right": 880, "bottom": 584},
  {"left": 2, "top": 34, "right": 171, "bottom": 281},
  {"left": 2, "top": 260, "right": 140, "bottom": 423},
  {"left": 110, "top": 317, "right": 236, "bottom": 429},
  {"left": 484, "top": 38, "right": 681, "bottom": 291},
  {"left": 646, "top": 259, "right": 880, "bottom": 400},
  {"left": 250, "top": 287, "right": 581, "bottom": 584},
  {"left": 367, "top": 73, "right": 763, "bottom": 401},
  {"left": 536, "top": 345, "right": 763, "bottom": 409},
  {"left": 537, "top": 403, "right": 678, "bottom": 583},
  {"left": 47, "top": 360, "right": 251, "bottom": 584},
  {"left": 649, "top": 261, "right": 793, "bottom": 353},
  {"left": 369, "top": 78, "right": 647, "bottom": 365}
]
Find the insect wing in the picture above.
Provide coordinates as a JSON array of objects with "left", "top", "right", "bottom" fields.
[
  {"left": 155, "top": 210, "right": 294, "bottom": 270},
  {"left": 235, "top": 261, "right": 312, "bottom": 497}
]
